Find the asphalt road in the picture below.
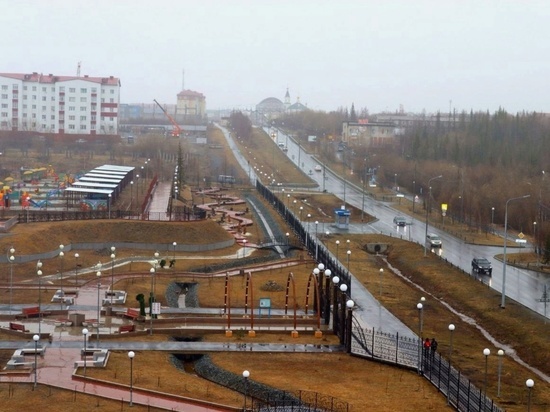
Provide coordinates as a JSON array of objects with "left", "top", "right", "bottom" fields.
[{"left": 263, "top": 127, "right": 550, "bottom": 320}]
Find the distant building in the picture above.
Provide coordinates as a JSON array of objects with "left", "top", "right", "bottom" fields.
[
  {"left": 0, "top": 71, "right": 120, "bottom": 135},
  {"left": 255, "top": 88, "right": 308, "bottom": 121},
  {"left": 341, "top": 120, "right": 399, "bottom": 147},
  {"left": 176, "top": 89, "right": 206, "bottom": 120}
]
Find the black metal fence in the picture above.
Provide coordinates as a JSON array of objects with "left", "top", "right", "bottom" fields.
[
  {"left": 16, "top": 207, "right": 205, "bottom": 223},
  {"left": 251, "top": 389, "right": 350, "bottom": 412},
  {"left": 350, "top": 327, "right": 504, "bottom": 412}
]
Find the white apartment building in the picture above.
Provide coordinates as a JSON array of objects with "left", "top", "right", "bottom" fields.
[{"left": 0, "top": 72, "right": 121, "bottom": 135}]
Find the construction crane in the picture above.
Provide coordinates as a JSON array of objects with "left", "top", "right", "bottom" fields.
[{"left": 153, "top": 99, "right": 182, "bottom": 138}]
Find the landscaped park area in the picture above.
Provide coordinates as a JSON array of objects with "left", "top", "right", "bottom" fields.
[{"left": 0, "top": 130, "right": 548, "bottom": 411}]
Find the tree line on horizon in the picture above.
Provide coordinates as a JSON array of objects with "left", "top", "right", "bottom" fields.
[{"left": 232, "top": 107, "right": 550, "bottom": 255}]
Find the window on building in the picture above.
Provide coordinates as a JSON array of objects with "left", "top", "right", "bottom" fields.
[
  {"left": 69, "top": 115, "right": 75, "bottom": 120},
  {"left": 91, "top": 115, "right": 96, "bottom": 121},
  {"left": 42, "top": 115, "right": 46, "bottom": 120},
  {"left": 80, "top": 106, "right": 86, "bottom": 111},
  {"left": 80, "top": 125, "right": 86, "bottom": 130},
  {"left": 32, "top": 113, "right": 36, "bottom": 119},
  {"left": 80, "top": 88, "right": 87, "bottom": 93},
  {"left": 51, "top": 96, "right": 55, "bottom": 101},
  {"left": 80, "top": 115, "right": 86, "bottom": 121},
  {"left": 69, "top": 88, "right": 75, "bottom": 93},
  {"left": 1, "top": 104, "right": 7, "bottom": 108},
  {"left": 59, "top": 86, "right": 65, "bottom": 92},
  {"left": 51, "top": 106, "right": 55, "bottom": 111},
  {"left": 42, "top": 87, "right": 46, "bottom": 92},
  {"left": 1, "top": 86, "right": 7, "bottom": 91},
  {"left": 109, "top": 117, "right": 114, "bottom": 121},
  {"left": 23, "top": 95, "right": 27, "bottom": 100},
  {"left": 32, "top": 105, "right": 36, "bottom": 109},
  {"left": 91, "top": 124, "right": 96, "bottom": 130},
  {"left": 51, "top": 87, "right": 55, "bottom": 92},
  {"left": 101, "top": 98, "right": 105, "bottom": 103},
  {"left": 110, "top": 89, "right": 114, "bottom": 94},
  {"left": 80, "top": 97, "right": 87, "bottom": 102},
  {"left": 110, "top": 98, "right": 114, "bottom": 103},
  {"left": 1, "top": 94, "right": 7, "bottom": 99},
  {"left": 32, "top": 95, "right": 37, "bottom": 100},
  {"left": 68, "top": 124, "right": 75, "bottom": 130},
  {"left": 1, "top": 112, "right": 7, "bottom": 117},
  {"left": 42, "top": 106, "right": 46, "bottom": 111},
  {"left": 101, "top": 116, "right": 105, "bottom": 121},
  {"left": 69, "top": 106, "right": 75, "bottom": 111},
  {"left": 12, "top": 84, "right": 18, "bottom": 90},
  {"left": 22, "top": 113, "right": 27, "bottom": 118},
  {"left": 91, "top": 87, "right": 97, "bottom": 93},
  {"left": 51, "top": 115, "right": 55, "bottom": 120},
  {"left": 42, "top": 96, "right": 46, "bottom": 101},
  {"left": 32, "top": 86, "right": 37, "bottom": 91},
  {"left": 22, "top": 105, "right": 27, "bottom": 110},
  {"left": 69, "top": 97, "right": 75, "bottom": 102},
  {"left": 23, "top": 86, "right": 28, "bottom": 91}
]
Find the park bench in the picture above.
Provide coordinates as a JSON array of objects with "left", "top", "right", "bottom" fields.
[
  {"left": 118, "top": 324, "right": 135, "bottom": 334},
  {"left": 16, "top": 306, "right": 51, "bottom": 319},
  {"left": 119, "top": 308, "right": 140, "bottom": 320},
  {"left": 9, "top": 322, "right": 28, "bottom": 333}
]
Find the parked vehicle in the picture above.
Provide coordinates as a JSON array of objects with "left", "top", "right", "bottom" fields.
[
  {"left": 472, "top": 257, "right": 492, "bottom": 275},
  {"left": 314, "top": 165, "right": 322, "bottom": 172},
  {"left": 426, "top": 233, "right": 442, "bottom": 248},
  {"left": 393, "top": 216, "right": 407, "bottom": 226}
]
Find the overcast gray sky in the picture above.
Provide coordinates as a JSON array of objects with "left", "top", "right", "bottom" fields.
[{"left": 2, "top": 0, "right": 549, "bottom": 114}]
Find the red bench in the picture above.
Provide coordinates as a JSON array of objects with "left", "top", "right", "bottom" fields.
[
  {"left": 16, "top": 306, "right": 51, "bottom": 319},
  {"left": 121, "top": 308, "right": 140, "bottom": 320},
  {"left": 118, "top": 324, "right": 135, "bottom": 334},
  {"left": 9, "top": 322, "right": 28, "bottom": 332}
]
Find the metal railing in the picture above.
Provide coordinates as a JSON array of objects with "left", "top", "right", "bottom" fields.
[{"left": 350, "top": 326, "right": 504, "bottom": 412}]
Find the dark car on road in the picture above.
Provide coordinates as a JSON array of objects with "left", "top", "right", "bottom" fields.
[
  {"left": 393, "top": 216, "right": 407, "bottom": 226},
  {"left": 472, "top": 257, "right": 492, "bottom": 275}
]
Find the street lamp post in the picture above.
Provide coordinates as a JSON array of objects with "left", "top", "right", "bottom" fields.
[
  {"left": 315, "top": 221, "right": 319, "bottom": 260},
  {"left": 491, "top": 207, "right": 495, "bottom": 227},
  {"left": 424, "top": 175, "right": 442, "bottom": 256},
  {"left": 242, "top": 370, "right": 250, "bottom": 411},
  {"left": 172, "top": 241, "right": 177, "bottom": 263},
  {"left": 37, "top": 261, "right": 43, "bottom": 335},
  {"left": 526, "top": 379, "right": 534, "bottom": 412},
  {"left": 346, "top": 250, "right": 351, "bottom": 272},
  {"left": 110, "top": 246, "right": 116, "bottom": 305},
  {"left": 8, "top": 247, "right": 14, "bottom": 314},
  {"left": 483, "top": 348, "right": 491, "bottom": 399},
  {"left": 335, "top": 240, "right": 340, "bottom": 261},
  {"left": 96, "top": 271, "right": 101, "bottom": 346},
  {"left": 149, "top": 267, "right": 156, "bottom": 335},
  {"left": 447, "top": 323, "right": 455, "bottom": 404},
  {"left": 108, "top": 193, "right": 112, "bottom": 219},
  {"left": 130, "top": 180, "right": 134, "bottom": 211},
  {"left": 501, "top": 195, "right": 530, "bottom": 308},
  {"left": 379, "top": 268, "right": 384, "bottom": 298},
  {"left": 33, "top": 334, "right": 39, "bottom": 389},
  {"left": 128, "top": 351, "right": 135, "bottom": 406},
  {"left": 332, "top": 276, "right": 340, "bottom": 329},
  {"left": 82, "top": 328, "right": 89, "bottom": 376},
  {"left": 58, "top": 245, "right": 64, "bottom": 309},
  {"left": 417, "top": 303, "right": 424, "bottom": 337},
  {"left": 323, "top": 269, "right": 331, "bottom": 325},
  {"left": 74, "top": 253, "right": 79, "bottom": 285},
  {"left": 497, "top": 349, "right": 504, "bottom": 398}
]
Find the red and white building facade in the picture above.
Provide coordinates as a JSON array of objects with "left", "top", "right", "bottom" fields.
[{"left": 0, "top": 72, "right": 120, "bottom": 135}]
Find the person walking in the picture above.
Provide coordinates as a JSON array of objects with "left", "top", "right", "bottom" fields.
[{"left": 430, "top": 338, "right": 438, "bottom": 358}]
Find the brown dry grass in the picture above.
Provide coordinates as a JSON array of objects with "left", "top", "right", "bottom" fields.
[
  {"left": 333, "top": 234, "right": 550, "bottom": 410},
  {"left": 234, "top": 128, "right": 315, "bottom": 186}
]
